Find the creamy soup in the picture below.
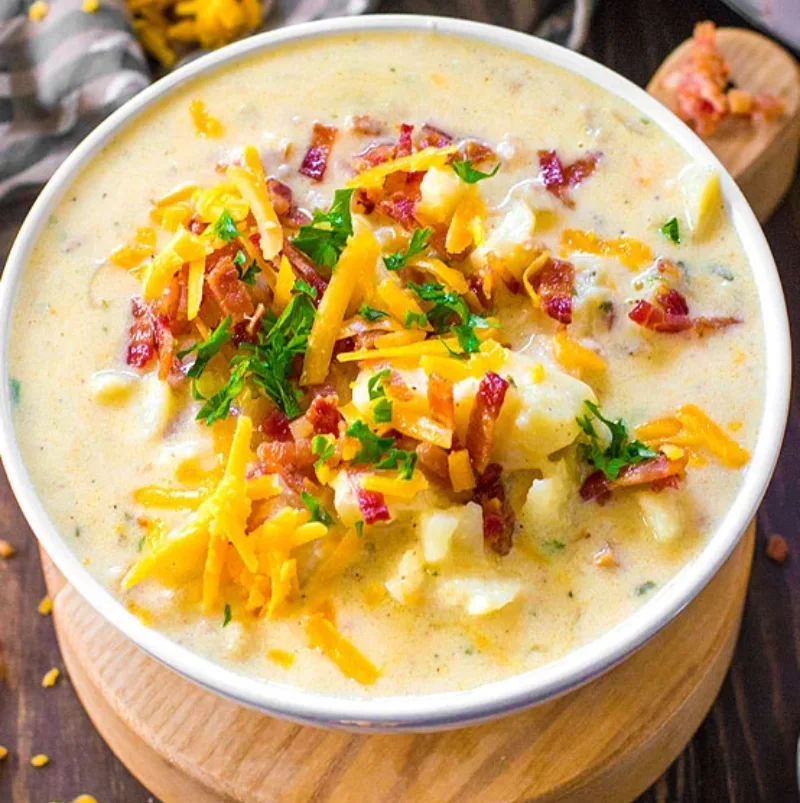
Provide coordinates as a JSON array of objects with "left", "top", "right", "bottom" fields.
[{"left": 8, "top": 32, "right": 763, "bottom": 696}]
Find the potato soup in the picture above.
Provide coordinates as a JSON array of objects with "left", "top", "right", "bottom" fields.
[{"left": 8, "top": 32, "right": 763, "bottom": 696}]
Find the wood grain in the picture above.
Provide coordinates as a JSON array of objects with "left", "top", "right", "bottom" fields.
[
  {"left": 38, "top": 525, "right": 753, "bottom": 803},
  {"left": 1, "top": 1, "right": 800, "bottom": 802}
]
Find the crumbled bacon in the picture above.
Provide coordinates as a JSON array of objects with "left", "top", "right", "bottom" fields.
[
  {"left": 261, "top": 409, "right": 293, "bottom": 442},
  {"left": 473, "top": 464, "right": 514, "bottom": 556},
  {"left": 126, "top": 297, "right": 156, "bottom": 369},
  {"left": 266, "top": 178, "right": 293, "bottom": 218},
  {"left": 154, "top": 315, "right": 177, "bottom": 381},
  {"left": 396, "top": 123, "right": 414, "bottom": 158},
  {"left": 206, "top": 257, "right": 255, "bottom": 322},
  {"left": 257, "top": 438, "right": 316, "bottom": 494},
  {"left": 347, "top": 114, "right": 385, "bottom": 136},
  {"left": 282, "top": 242, "right": 329, "bottom": 300},
  {"left": 417, "top": 123, "right": 453, "bottom": 149},
  {"left": 299, "top": 123, "right": 338, "bottom": 182},
  {"left": 458, "top": 139, "right": 495, "bottom": 164},
  {"left": 530, "top": 258, "right": 574, "bottom": 324},
  {"left": 428, "top": 373, "right": 455, "bottom": 429},
  {"left": 306, "top": 395, "right": 344, "bottom": 436},
  {"left": 629, "top": 287, "right": 741, "bottom": 334},
  {"left": 579, "top": 454, "right": 688, "bottom": 502},
  {"left": 658, "top": 288, "right": 689, "bottom": 316},
  {"left": 377, "top": 172, "right": 424, "bottom": 230},
  {"left": 357, "top": 487, "right": 391, "bottom": 524},
  {"left": 351, "top": 142, "right": 396, "bottom": 173},
  {"left": 662, "top": 21, "right": 785, "bottom": 137},
  {"left": 231, "top": 320, "right": 257, "bottom": 346},
  {"left": 387, "top": 370, "right": 414, "bottom": 402},
  {"left": 415, "top": 442, "right": 450, "bottom": 484},
  {"left": 538, "top": 149, "right": 600, "bottom": 207},
  {"left": 694, "top": 316, "right": 742, "bottom": 334},
  {"left": 765, "top": 534, "right": 789, "bottom": 564},
  {"left": 205, "top": 242, "right": 240, "bottom": 274},
  {"left": 466, "top": 372, "right": 509, "bottom": 474}
]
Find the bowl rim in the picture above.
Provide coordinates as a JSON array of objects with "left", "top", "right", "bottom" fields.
[{"left": 0, "top": 14, "right": 791, "bottom": 731}]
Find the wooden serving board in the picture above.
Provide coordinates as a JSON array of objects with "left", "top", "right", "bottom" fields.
[{"left": 40, "top": 522, "right": 754, "bottom": 803}]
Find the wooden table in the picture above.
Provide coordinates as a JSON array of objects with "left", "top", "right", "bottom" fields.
[{"left": 1, "top": 0, "right": 798, "bottom": 800}]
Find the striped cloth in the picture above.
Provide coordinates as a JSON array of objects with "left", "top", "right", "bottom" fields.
[{"left": 0, "top": 0, "right": 594, "bottom": 207}]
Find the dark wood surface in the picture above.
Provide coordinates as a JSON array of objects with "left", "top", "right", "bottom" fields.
[{"left": 1, "top": 0, "right": 798, "bottom": 800}]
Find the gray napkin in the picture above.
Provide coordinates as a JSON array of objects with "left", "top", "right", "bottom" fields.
[{"left": 0, "top": 0, "right": 594, "bottom": 206}]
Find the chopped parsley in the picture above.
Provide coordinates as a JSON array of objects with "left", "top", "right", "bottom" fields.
[
  {"left": 136, "top": 536, "right": 146, "bottom": 553},
  {"left": 358, "top": 304, "right": 388, "bottom": 322},
  {"left": 376, "top": 447, "right": 417, "bottom": 479},
  {"left": 212, "top": 209, "right": 240, "bottom": 242},
  {"left": 291, "top": 188, "right": 354, "bottom": 268},
  {"left": 233, "top": 249, "right": 247, "bottom": 266},
  {"left": 179, "top": 316, "right": 233, "bottom": 380},
  {"left": 346, "top": 419, "right": 395, "bottom": 464},
  {"left": 406, "top": 281, "right": 495, "bottom": 354},
  {"left": 222, "top": 603, "right": 232, "bottom": 627},
  {"left": 236, "top": 256, "right": 260, "bottom": 285},
  {"left": 635, "top": 580, "right": 657, "bottom": 597},
  {"left": 293, "top": 279, "right": 318, "bottom": 299},
  {"left": 712, "top": 264, "right": 734, "bottom": 282},
  {"left": 404, "top": 311, "right": 429, "bottom": 330},
  {"left": 311, "top": 434, "right": 335, "bottom": 470},
  {"left": 355, "top": 521, "right": 364, "bottom": 538},
  {"left": 542, "top": 539, "right": 565, "bottom": 553},
  {"left": 576, "top": 400, "right": 657, "bottom": 481},
  {"left": 383, "top": 227, "right": 431, "bottom": 271},
  {"left": 367, "top": 369, "right": 391, "bottom": 400},
  {"left": 301, "top": 491, "right": 334, "bottom": 526},
  {"left": 9, "top": 378, "right": 20, "bottom": 408},
  {"left": 451, "top": 159, "right": 500, "bottom": 184},
  {"left": 660, "top": 217, "right": 681, "bottom": 244},
  {"left": 373, "top": 397, "right": 393, "bottom": 424},
  {"left": 195, "top": 281, "right": 316, "bottom": 424}
]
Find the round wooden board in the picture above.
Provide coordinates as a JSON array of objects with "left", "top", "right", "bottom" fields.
[{"left": 39, "top": 522, "right": 754, "bottom": 803}]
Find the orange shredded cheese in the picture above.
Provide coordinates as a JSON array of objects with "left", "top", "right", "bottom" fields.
[
  {"left": 552, "top": 329, "right": 606, "bottom": 375},
  {"left": 446, "top": 186, "right": 486, "bottom": 253},
  {"left": 186, "top": 258, "right": 205, "bottom": 321},
  {"left": 267, "top": 649, "right": 295, "bottom": 668},
  {"left": 273, "top": 254, "right": 295, "bottom": 313},
  {"left": 81, "top": 0, "right": 99, "bottom": 12},
  {"left": 389, "top": 404, "right": 453, "bottom": 449},
  {"left": 347, "top": 145, "right": 458, "bottom": 190},
  {"left": 28, "top": 1, "right": 49, "bottom": 21},
  {"left": 134, "top": 485, "right": 210, "bottom": 509},
  {"left": 142, "top": 228, "right": 210, "bottom": 300},
  {"left": 376, "top": 276, "right": 427, "bottom": 325},
  {"left": 336, "top": 338, "right": 463, "bottom": 364},
  {"left": 0, "top": 746, "right": 6, "bottom": 760},
  {"left": 361, "top": 471, "right": 430, "bottom": 500},
  {"left": 37, "top": 596, "right": 53, "bottom": 616},
  {"left": 373, "top": 329, "right": 427, "bottom": 349},
  {"left": 560, "top": 229, "right": 654, "bottom": 270},
  {"left": 30, "top": 753, "right": 49, "bottom": 768},
  {"left": 189, "top": 99, "right": 223, "bottom": 138},
  {"left": 41, "top": 668, "right": 60, "bottom": 688},
  {"left": 413, "top": 257, "right": 470, "bottom": 294},
  {"left": 305, "top": 613, "right": 380, "bottom": 685},
  {"left": 315, "top": 529, "right": 360, "bottom": 585},
  {"left": 0, "top": 540, "right": 15, "bottom": 559},
  {"left": 302, "top": 229, "right": 381, "bottom": 385},
  {"left": 109, "top": 227, "right": 157, "bottom": 270}
]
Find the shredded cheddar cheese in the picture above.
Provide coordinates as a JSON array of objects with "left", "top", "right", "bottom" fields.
[
  {"left": 305, "top": 613, "right": 380, "bottom": 685},
  {"left": 37, "top": 596, "right": 53, "bottom": 616},
  {"left": 41, "top": 668, "right": 60, "bottom": 688},
  {"left": 552, "top": 329, "right": 606, "bottom": 375},
  {"left": 28, "top": 1, "right": 49, "bottom": 21},
  {"left": 267, "top": 649, "right": 295, "bottom": 668},
  {"left": 189, "top": 99, "right": 223, "bottom": 138},
  {"left": 446, "top": 186, "right": 486, "bottom": 253},
  {"left": 560, "top": 229, "right": 654, "bottom": 270},
  {"left": 30, "top": 753, "right": 49, "bottom": 768},
  {"left": 448, "top": 449, "right": 476, "bottom": 492},
  {"left": 347, "top": 145, "right": 459, "bottom": 190},
  {"left": 361, "top": 471, "right": 430, "bottom": 500}
]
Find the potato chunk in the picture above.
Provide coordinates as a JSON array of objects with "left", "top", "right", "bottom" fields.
[
  {"left": 679, "top": 163, "right": 722, "bottom": 242},
  {"left": 437, "top": 577, "right": 521, "bottom": 616},
  {"left": 638, "top": 491, "right": 683, "bottom": 543}
]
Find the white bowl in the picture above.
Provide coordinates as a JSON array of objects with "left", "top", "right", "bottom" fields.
[{"left": 0, "top": 15, "right": 791, "bottom": 732}]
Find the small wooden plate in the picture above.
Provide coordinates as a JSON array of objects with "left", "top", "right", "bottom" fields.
[
  {"left": 648, "top": 27, "right": 800, "bottom": 222},
  {"left": 41, "top": 523, "right": 755, "bottom": 803}
]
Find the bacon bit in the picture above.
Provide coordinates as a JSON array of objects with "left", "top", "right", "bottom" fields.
[
  {"left": 466, "top": 372, "right": 510, "bottom": 474},
  {"left": 204, "top": 241, "right": 240, "bottom": 274},
  {"left": 306, "top": 395, "right": 344, "bottom": 436},
  {"left": 415, "top": 442, "right": 450, "bottom": 483},
  {"left": 206, "top": 257, "right": 255, "bottom": 323},
  {"left": 379, "top": 193, "right": 418, "bottom": 229},
  {"left": 417, "top": 123, "right": 453, "bottom": 149},
  {"left": 579, "top": 454, "right": 688, "bottom": 502},
  {"left": 658, "top": 288, "right": 689, "bottom": 316},
  {"left": 299, "top": 123, "right": 338, "bottom": 182},
  {"left": 593, "top": 542, "right": 618, "bottom": 568},
  {"left": 529, "top": 258, "right": 574, "bottom": 324},
  {"left": 459, "top": 139, "right": 496, "bottom": 164},
  {"left": 694, "top": 315, "right": 742, "bottom": 334},
  {"left": 663, "top": 21, "right": 785, "bottom": 137},
  {"left": 387, "top": 370, "right": 414, "bottom": 402},
  {"left": 348, "top": 115, "right": 386, "bottom": 136},
  {"left": 153, "top": 315, "right": 177, "bottom": 380},
  {"left": 428, "top": 373, "right": 455, "bottom": 429},
  {"left": 126, "top": 297, "right": 157, "bottom": 368},
  {"left": 765, "top": 534, "right": 789, "bottom": 564},
  {"left": 356, "top": 487, "right": 391, "bottom": 524},
  {"left": 261, "top": 409, "right": 292, "bottom": 442},
  {"left": 231, "top": 320, "right": 257, "bottom": 347},
  {"left": 257, "top": 439, "right": 316, "bottom": 493},
  {"left": 538, "top": 149, "right": 600, "bottom": 207},
  {"left": 628, "top": 300, "right": 692, "bottom": 333},
  {"left": 396, "top": 123, "right": 414, "bottom": 158},
  {"left": 352, "top": 188, "right": 376, "bottom": 215},
  {"left": 282, "top": 242, "right": 329, "bottom": 300},
  {"left": 266, "top": 178, "right": 293, "bottom": 218},
  {"left": 351, "top": 142, "right": 397, "bottom": 174},
  {"left": 472, "top": 464, "right": 514, "bottom": 556}
]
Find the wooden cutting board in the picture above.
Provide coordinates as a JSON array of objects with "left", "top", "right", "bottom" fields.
[{"left": 40, "top": 522, "right": 755, "bottom": 803}]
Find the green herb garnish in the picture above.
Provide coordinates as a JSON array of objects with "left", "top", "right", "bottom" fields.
[
  {"left": 301, "top": 491, "right": 334, "bottom": 526},
  {"left": 222, "top": 603, "right": 232, "bottom": 627},
  {"left": 358, "top": 304, "right": 388, "bottom": 322},
  {"left": 195, "top": 360, "right": 249, "bottom": 425},
  {"left": 404, "top": 311, "right": 429, "bottom": 330},
  {"left": 179, "top": 316, "right": 233, "bottom": 379},
  {"left": 451, "top": 159, "right": 500, "bottom": 184},
  {"left": 367, "top": 369, "right": 391, "bottom": 400},
  {"left": 136, "top": 536, "right": 146, "bottom": 553},
  {"left": 542, "top": 539, "right": 565, "bottom": 553},
  {"left": 576, "top": 400, "right": 657, "bottom": 481},
  {"left": 292, "top": 188, "right": 355, "bottom": 268},
  {"left": 212, "top": 209, "right": 240, "bottom": 242},
  {"left": 238, "top": 261, "right": 260, "bottom": 285},
  {"left": 406, "top": 281, "right": 495, "bottom": 354},
  {"left": 233, "top": 249, "right": 247, "bottom": 266},
  {"left": 9, "top": 378, "right": 20, "bottom": 408},
  {"left": 346, "top": 419, "right": 395, "bottom": 465},
  {"left": 311, "top": 434, "right": 336, "bottom": 470},
  {"left": 635, "top": 580, "right": 657, "bottom": 596},
  {"left": 383, "top": 227, "right": 432, "bottom": 271},
  {"left": 660, "top": 217, "right": 681, "bottom": 244},
  {"left": 373, "top": 397, "right": 393, "bottom": 424},
  {"left": 355, "top": 521, "right": 364, "bottom": 538},
  {"left": 376, "top": 447, "right": 417, "bottom": 479}
]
